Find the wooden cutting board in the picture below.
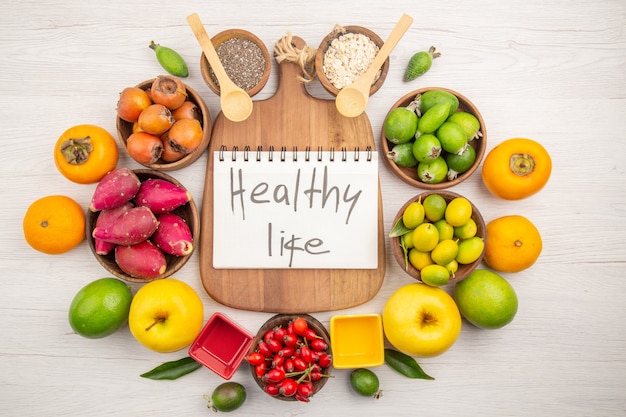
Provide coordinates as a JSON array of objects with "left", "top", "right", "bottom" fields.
[{"left": 199, "top": 37, "right": 386, "bottom": 313}]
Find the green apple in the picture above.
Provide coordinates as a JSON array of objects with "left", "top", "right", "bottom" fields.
[
  {"left": 128, "top": 278, "right": 204, "bottom": 353},
  {"left": 454, "top": 269, "right": 518, "bottom": 329},
  {"left": 383, "top": 283, "right": 462, "bottom": 357}
]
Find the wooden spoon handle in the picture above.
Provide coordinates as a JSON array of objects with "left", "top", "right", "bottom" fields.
[{"left": 186, "top": 13, "right": 233, "bottom": 88}]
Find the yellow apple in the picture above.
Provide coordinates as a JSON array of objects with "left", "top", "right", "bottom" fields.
[
  {"left": 383, "top": 283, "right": 461, "bottom": 357},
  {"left": 129, "top": 278, "right": 204, "bottom": 353}
]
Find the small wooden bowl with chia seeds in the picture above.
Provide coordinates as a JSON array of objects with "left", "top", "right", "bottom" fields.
[
  {"left": 315, "top": 25, "right": 389, "bottom": 98},
  {"left": 200, "top": 28, "right": 271, "bottom": 98}
]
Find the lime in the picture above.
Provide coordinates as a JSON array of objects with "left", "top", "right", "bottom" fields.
[
  {"left": 408, "top": 248, "right": 433, "bottom": 271},
  {"left": 431, "top": 239, "right": 459, "bottom": 266},
  {"left": 420, "top": 264, "right": 450, "bottom": 287},
  {"left": 447, "top": 111, "right": 481, "bottom": 140},
  {"left": 445, "top": 144, "right": 476, "bottom": 180},
  {"left": 68, "top": 277, "right": 133, "bottom": 339},
  {"left": 350, "top": 368, "right": 381, "bottom": 398},
  {"left": 436, "top": 122, "right": 468, "bottom": 154},
  {"left": 417, "top": 157, "right": 448, "bottom": 184},
  {"left": 412, "top": 223, "right": 439, "bottom": 252},
  {"left": 456, "top": 236, "right": 485, "bottom": 264},
  {"left": 387, "top": 142, "right": 418, "bottom": 167},
  {"left": 206, "top": 382, "right": 246, "bottom": 412},
  {"left": 423, "top": 193, "right": 447, "bottom": 222},
  {"left": 445, "top": 259, "right": 459, "bottom": 277},
  {"left": 401, "top": 230, "right": 414, "bottom": 249},
  {"left": 445, "top": 197, "right": 472, "bottom": 227},
  {"left": 384, "top": 107, "right": 418, "bottom": 144},
  {"left": 433, "top": 219, "right": 454, "bottom": 241},
  {"left": 411, "top": 134, "right": 441, "bottom": 163},
  {"left": 420, "top": 89, "right": 459, "bottom": 115},
  {"left": 454, "top": 269, "right": 518, "bottom": 329},
  {"left": 402, "top": 200, "right": 425, "bottom": 229},
  {"left": 417, "top": 101, "right": 450, "bottom": 134},
  {"left": 454, "top": 218, "right": 477, "bottom": 239}
]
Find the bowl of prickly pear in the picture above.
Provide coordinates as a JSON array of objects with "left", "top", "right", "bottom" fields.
[
  {"left": 116, "top": 77, "right": 212, "bottom": 171},
  {"left": 86, "top": 168, "right": 199, "bottom": 283},
  {"left": 381, "top": 87, "right": 487, "bottom": 190},
  {"left": 248, "top": 314, "right": 332, "bottom": 402},
  {"left": 390, "top": 190, "right": 486, "bottom": 285}
]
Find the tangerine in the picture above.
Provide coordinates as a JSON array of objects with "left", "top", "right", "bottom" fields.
[
  {"left": 23, "top": 195, "right": 85, "bottom": 254},
  {"left": 484, "top": 215, "right": 542, "bottom": 273}
]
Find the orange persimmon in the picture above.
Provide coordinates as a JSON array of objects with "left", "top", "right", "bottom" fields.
[
  {"left": 126, "top": 132, "right": 163, "bottom": 164},
  {"left": 481, "top": 138, "right": 551, "bottom": 200}
]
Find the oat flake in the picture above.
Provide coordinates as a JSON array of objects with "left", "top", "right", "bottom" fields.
[{"left": 322, "top": 32, "right": 380, "bottom": 90}]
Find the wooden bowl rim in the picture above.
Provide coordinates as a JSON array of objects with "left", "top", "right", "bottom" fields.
[
  {"left": 248, "top": 314, "right": 332, "bottom": 401},
  {"left": 116, "top": 78, "right": 212, "bottom": 172},
  {"left": 315, "top": 25, "right": 389, "bottom": 97},
  {"left": 390, "top": 190, "right": 486, "bottom": 284},
  {"left": 199, "top": 28, "right": 271, "bottom": 97},
  {"left": 380, "top": 87, "right": 487, "bottom": 189},
  {"left": 86, "top": 169, "right": 199, "bottom": 283}
]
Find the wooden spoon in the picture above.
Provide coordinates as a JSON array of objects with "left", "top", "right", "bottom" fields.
[
  {"left": 187, "top": 13, "right": 253, "bottom": 122},
  {"left": 335, "top": 14, "right": 413, "bottom": 118}
]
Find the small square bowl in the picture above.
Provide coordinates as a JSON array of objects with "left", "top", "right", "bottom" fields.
[
  {"left": 315, "top": 25, "right": 389, "bottom": 97},
  {"left": 188, "top": 312, "right": 254, "bottom": 380},
  {"left": 390, "top": 190, "right": 486, "bottom": 284},
  {"left": 86, "top": 169, "right": 199, "bottom": 283},
  {"left": 330, "top": 314, "right": 384, "bottom": 369},
  {"left": 381, "top": 87, "right": 487, "bottom": 189},
  {"left": 199, "top": 28, "right": 271, "bottom": 98},
  {"left": 116, "top": 77, "right": 212, "bottom": 171}
]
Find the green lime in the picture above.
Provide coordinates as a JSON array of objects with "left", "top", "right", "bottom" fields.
[
  {"left": 387, "top": 142, "right": 418, "bottom": 167},
  {"left": 402, "top": 200, "right": 425, "bottom": 229},
  {"left": 447, "top": 111, "right": 481, "bottom": 140},
  {"left": 412, "top": 134, "right": 441, "bottom": 163},
  {"left": 417, "top": 101, "right": 450, "bottom": 134},
  {"left": 434, "top": 219, "right": 454, "bottom": 241},
  {"left": 420, "top": 89, "right": 459, "bottom": 115},
  {"left": 206, "top": 382, "right": 247, "bottom": 412},
  {"left": 408, "top": 248, "right": 433, "bottom": 271},
  {"left": 456, "top": 236, "right": 485, "bottom": 264},
  {"left": 454, "top": 269, "right": 518, "bottom": 329},
  {"left": 417, "top": 156, "right": 448, "bottom": 184},
  {"left": 350, "top": 368, "right": 381, "bottom": 398},
  {"left": 423, "top": 193, "right": 447, "bottom": 222},
  {"left": 445, "top": 144, "right": 476, "bottom": 180},
  {"left": 420, "top": 264, "right": 450, "bottom": 287},
  {"left": 454, "top": 218, "right": 477, "bottom": 239},
  {"left": 431, "top": 239, "right": 459, "bottom": 266},
  {"left": 412, "top": 223, "right": 439, "bottom": 252},
  {"left": 384, "top": 107, "right": 418, "bottom": 144},
  {"left": 436, "top": 122, "right": 468, "bottom": 154},
  {"left": 68, "top": 277, "right": 133, "bottom": 339}
]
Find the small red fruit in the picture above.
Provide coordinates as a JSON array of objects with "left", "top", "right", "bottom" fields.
[{"left": 292, "top": 317, "right": 309, "bottom": 336}]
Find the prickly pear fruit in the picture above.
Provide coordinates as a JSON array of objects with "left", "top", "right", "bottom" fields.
[
  {"left": 115, "top": 240, "right": 167, "bottom": 279},
  {"left": 89, "top": 168, "right": 141, "bottom": 212},
  {"left": 93, "top": 202, "right": 134, "bottom": 255},
  {"left": 92, "top": 206, "right": 158, "bottom": 246},
  {"left": 135, "top": 178, "right": 191, "bottom": 214},
  {"left": 153, "top": 213, "right": 193, "bottom": 256}
]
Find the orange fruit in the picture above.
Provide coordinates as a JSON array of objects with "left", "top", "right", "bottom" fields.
[
  {"left": 484, "top": 215, "right": 542, "bottom": 273},
  {"left": 23, "top": 195, "right": 85, "bottom": 254}
]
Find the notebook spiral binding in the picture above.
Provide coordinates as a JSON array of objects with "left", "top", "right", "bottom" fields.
[{"left": 218, "top": 145, "right": 373, "bottom": 162}]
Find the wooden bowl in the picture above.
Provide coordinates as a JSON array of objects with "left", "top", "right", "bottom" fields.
[
  {"left": 116, "top": 78, "right": 212, "bottom": 171},
  {"left": 315, "top": 25, "right": 389, "bottom": 97},
  {"left": 86, "top": 169, "right": 199, "bottom": 283},
  {"left": 390, "top": 191, "right": 486, "bottom": 284},
  {"left": 381, "top": 87, "right": 487, "bottom": 189},
  {"left": 249, "top": 314, "right": 332, "bottom": 402},
  {"left": 199, "top": 28, "right": 271, "bottom": 98}
]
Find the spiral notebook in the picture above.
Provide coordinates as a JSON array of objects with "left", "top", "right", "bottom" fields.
[{"left": 213, "top": 146, "right": 379, "bottom": 269}]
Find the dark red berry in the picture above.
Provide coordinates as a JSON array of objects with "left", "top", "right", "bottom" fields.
[
  {"left": 283, "top": 333, "right": 298, "bottom": 347},
  {"left": 265, "top": 383, "right": 280, "bottom": 396},
  {"left": 255, "top": 362, "right": 267, "bottom": 378},
  {"left": 258, "top": 341, "right": 272, "bottom": 357},
  {"left": 278, "top": 378, "right": 298, "bottom": 397},
  {"left": 267, "top": 338, "right": 283, "bottom": 353},
  {"left": 310, "top": 338, "right": 328, "bottom": 351},
  {"left": 246, "top": 352, "right": 265, "bottom": 366},
  {"left": 318, "top": 353, "right": 332, "bottom": 368}
]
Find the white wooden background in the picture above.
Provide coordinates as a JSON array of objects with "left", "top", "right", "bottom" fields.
[{"left": 1, "top": 0, "right": 625, "bottom": 416}]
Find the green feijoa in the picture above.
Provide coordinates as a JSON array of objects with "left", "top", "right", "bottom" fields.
[
  {"left": 384, "top": 348, "right": 435, "bottom": 380},
  {"left": 412, "top": 134, "right": 441, "bottom": 163},
  {"left": 447, "top": 111, "right": 481, "bottom": 140},
  {"left": 420, "top": 89, "right": 459, "bottom": 115},
  {"left": 350, "top": 368, "right": 382, "bottom": 398},
  {"left": 149, "top": 41, "right": 189, "bottom": 78},
  {"left": 384, "top": 107, "right": 419, "bottom": 144},
  {"left": 204, "top": 382, "right": 246, "bottom": 412},
  {"left": 417, "top": 102, "right": 450, "bottom": 134},
  {"left": 445, "top": 144, "right": 476, "bottom": 180},
  {"left": 437, "top": 121, "right": 468, "bottom": 154},
  {"left": 417, "top": 156, "right": 448, "bottom": 184},
  {"left": 404, "top": 46, "right": 441, "bottom": 81},
  {"left": 387, "top": 142, "right": 418, "bottom": 167}
]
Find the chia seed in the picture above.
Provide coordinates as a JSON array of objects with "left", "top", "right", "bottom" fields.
[{"left": 210, "top": 37, "right": 266, "bottom": 92}]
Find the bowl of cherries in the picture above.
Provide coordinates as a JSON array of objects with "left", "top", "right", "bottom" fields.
[{"left": 247, "top": 314, "right": 332, "bottom": 402}]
